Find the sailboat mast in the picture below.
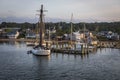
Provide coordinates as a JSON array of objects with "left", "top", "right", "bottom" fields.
[
  {"left": 83, "top": 24, "right": 85, "bottom": 40},
  {"left": 70, "top": 13, "right": 73, "bottom": 44},
  {"left": 48, "top": 26, "right": 50, "bottom": 41},
  {"left": 39, "top": 4, "right": 44, "bottom": 46}
]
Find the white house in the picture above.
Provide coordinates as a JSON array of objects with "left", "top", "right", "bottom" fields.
[
  {"left": 68, "top": 32, "right": 81, "bottom": 41},
  {"left": 26, "top": 32, "right": 36, "bottom": 39},
  {"left": 7, "top": 31, "right": 19, "bottom": 39}
]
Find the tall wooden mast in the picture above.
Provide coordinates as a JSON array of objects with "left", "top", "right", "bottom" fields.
[
  {"left": 70, "top": 13, "right": 73, "bottom": 45},
  {"left": 39, "top": 4, "right": 44, "bottom": 46}
]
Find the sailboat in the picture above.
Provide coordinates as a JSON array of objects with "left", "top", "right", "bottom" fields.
[{"left": 30, "top": 4, "right": 50, "bottom": 56}]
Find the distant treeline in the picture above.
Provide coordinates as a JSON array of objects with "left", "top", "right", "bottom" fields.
[{"left": 0, "top": 22, "right": 120, "bottom": 34}]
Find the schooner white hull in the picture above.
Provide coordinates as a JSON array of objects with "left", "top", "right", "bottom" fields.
[{"left": 31, "top": 48, "right": 50, "bottom": 56}]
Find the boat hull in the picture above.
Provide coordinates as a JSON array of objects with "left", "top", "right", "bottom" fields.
[{"left": 31, "top": 49, "right": 50, "bottom": 56}]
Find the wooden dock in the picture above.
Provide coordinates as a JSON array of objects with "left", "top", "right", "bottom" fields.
[
  {"left": 0, "top": 38, "right": 98, "bottom": 54},
  {"left": 51, "top": 48, "right": 83, "bottom": 54},
  {"left": 50, "top": 47, "right": 95, "bottom": 54},
  {"left": 98, "top": 41, "right": 119, "bottom": 48}
]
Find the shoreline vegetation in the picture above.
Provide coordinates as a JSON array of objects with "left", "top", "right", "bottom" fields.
[{"left": 0, "top": 22, "right": 120, "bottom": 34}]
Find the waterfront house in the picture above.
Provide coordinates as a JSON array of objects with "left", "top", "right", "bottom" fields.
[
  {"left": 62, "top": 34, "right": 68, "bottom": 40},
  {"left": 97, "top": 31, "right": 109, "bottom": 36},
  {"left": 0, "top": 29, "right": 8, "bottom": 39},
  {"left": 26, "top": 32, "right": 36, "bottom": 39},
  {"left": 0, "top": 29, "right": 3, "bottom": 32},
  {"left": 68, "top": 31, "right": 81, "bottom": 41},
  {"left": 97, "top": 31, "right": 119, "bottom": 40},
  {"left": 7, "top": 30, "right": 19, "bottom": 39},
  {"left": 46, "top": 27, "right": 56, "bottom": 34},
  {"left": 79, "top": 32, "right": 98, "bottom": 45},
  {"left": 1, "top": 28, "right": 20, "bottom": 39}
]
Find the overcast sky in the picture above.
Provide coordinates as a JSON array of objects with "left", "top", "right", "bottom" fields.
[{"left": 0, "top": 0, "right": 120, "bottom": 23}]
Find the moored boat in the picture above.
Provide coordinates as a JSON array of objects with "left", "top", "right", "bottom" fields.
[
  {"left": 31, "top": 46, "right": 50, "bottom": 56},
  {"left": 30, "top": 4, "right": 51, "bottom": 56}
]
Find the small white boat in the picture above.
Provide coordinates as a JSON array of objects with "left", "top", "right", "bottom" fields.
[{"left": 31, "top": 46, "right": 50, "bottom": 56}]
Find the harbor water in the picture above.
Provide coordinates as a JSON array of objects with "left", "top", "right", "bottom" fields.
[{"left": 0, "top": 42, "right": 120, "bottom": 80}]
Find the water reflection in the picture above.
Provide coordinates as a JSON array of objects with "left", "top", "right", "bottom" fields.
[
  {"left": 0, "top": 41, "right": 25, "bottom": 47},
  {"left": 52, "top": 48, "right": 98, "bottom": 60},
  {"left": 32, "top": 55, "right": 50, "bottom": 63},
  {"left": 0, "top": 42, "right": 120, "bottom": 80},
  {"left": 32, "top": 55, "right": 50, "bottom": 69},
  {"left": 51, "top": 52, "right": 88, "bottom": 62}
]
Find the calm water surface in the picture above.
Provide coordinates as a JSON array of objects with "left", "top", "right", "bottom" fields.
[{"left": 0, "top": 42, "right": 120, "bottom": 80}]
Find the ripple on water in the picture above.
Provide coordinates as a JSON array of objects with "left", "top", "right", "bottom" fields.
[{"left": 0, "top": 43, "right": 120, "bottom": 80}]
